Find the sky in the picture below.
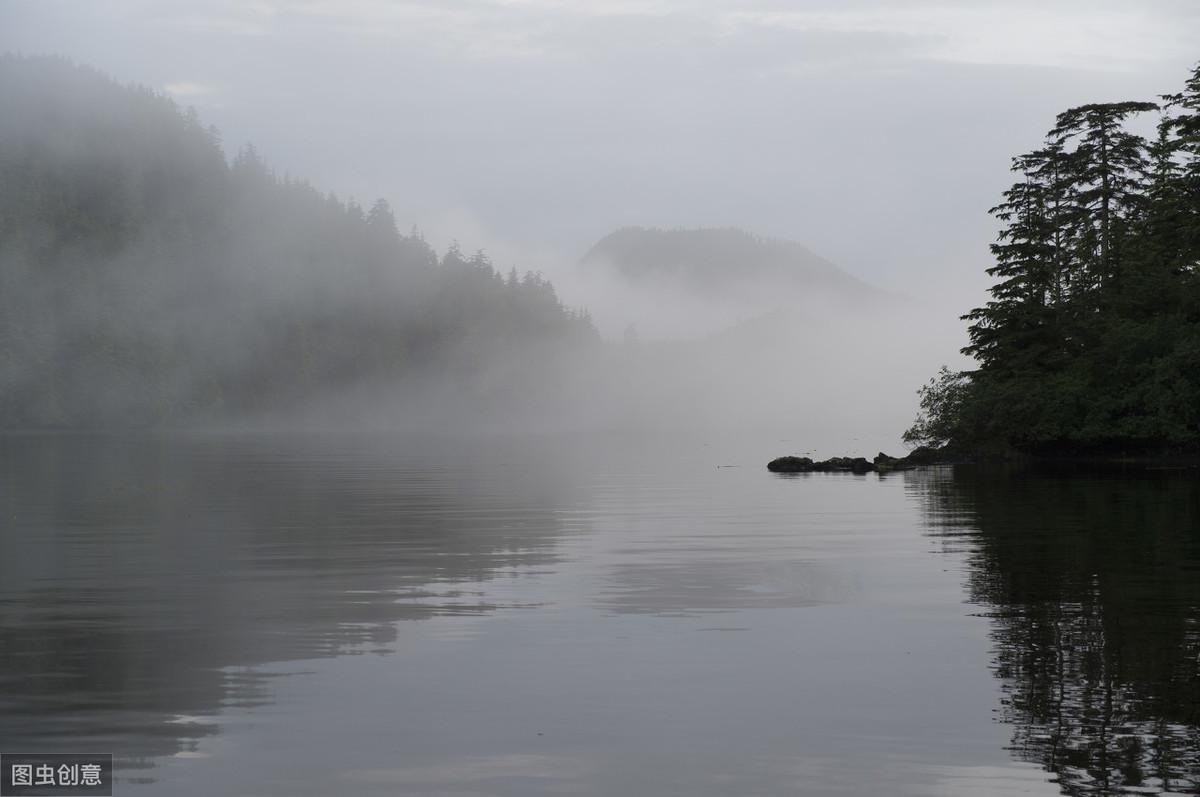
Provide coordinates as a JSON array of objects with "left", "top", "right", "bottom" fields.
[{"left": 2, "top": 0, "right": 1197, "bottom": 303}]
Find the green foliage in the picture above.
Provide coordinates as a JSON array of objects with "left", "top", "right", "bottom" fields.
[
  {"left": 902, "top": 366, "right": 971, "bottom": 450},
  {"left": 913, "top": 63, "right": 1200, "bottom": 454},
  {"left": 0, "top": 56, "right": 597, "bottom": 427}
]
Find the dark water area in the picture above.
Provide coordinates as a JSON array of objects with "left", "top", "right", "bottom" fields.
[{"left": 1, "top": 433, "right": 1197, "bottom": 796}]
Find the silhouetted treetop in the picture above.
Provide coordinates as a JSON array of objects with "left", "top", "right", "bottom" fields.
[{"left": 907, "top": 63, "right": 1200, "bottom": 455}]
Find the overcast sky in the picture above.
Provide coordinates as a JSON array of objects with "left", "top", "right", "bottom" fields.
[{"left": 3, "top": 0, "right": 1197, "bottom": 301}]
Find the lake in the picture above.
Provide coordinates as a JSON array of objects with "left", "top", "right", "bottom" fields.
[{"left": 1, "top": 432, "right": 1197, "bottom": 796}]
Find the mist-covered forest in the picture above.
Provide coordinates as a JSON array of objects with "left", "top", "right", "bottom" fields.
[
  {"left": 28, "top": 51, "right": 1200, "bottom": 453},
  {"left": 907, "top": 63, "right": 1200, "bottom": 455},
  {"left": 0, "top": 55, "right": 597, "bottom": 428},
  {"left": 1, "top": 54, "right": 950, "bottom": 446}
]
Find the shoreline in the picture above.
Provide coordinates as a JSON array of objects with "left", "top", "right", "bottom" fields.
[{"left": 767, "top": 447, "right": 1200, "bottom": 473}]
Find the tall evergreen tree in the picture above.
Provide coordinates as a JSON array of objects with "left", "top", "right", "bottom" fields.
[
  {"left": 1047, "top": 102, "right": 1157, "bottom": 299},
  {"left": 963, "top": 146, "right": 1072, "bottom": 373},
  {"left": 910, "top": 66, "right": 1200, "bottom": 454}
]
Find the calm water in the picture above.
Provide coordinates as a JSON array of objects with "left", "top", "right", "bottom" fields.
[{"left": 1, "top": 433, "right": 1197, "bottom": 796}]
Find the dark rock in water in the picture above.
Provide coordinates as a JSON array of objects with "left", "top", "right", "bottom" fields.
[
  {"left": 847, "top": 457, "right": 874, "bottom": 473},
  {"left": 767, "top": 455, "right": 875, "bottom": 473},
  {"left": 767, "top": 456, "right": 815, "bottom": 472},
  {"left": 902, "top": 446, "right": 941, "bottom": 465},
  {"left": 873, "top": 451, "right": 905, "bottom": 472},
  {"left": 768, "top": 447, "right": 952, "bottom": 473},
  {"left": 815, "top": 456, "right": 875, "bottom": 473}
]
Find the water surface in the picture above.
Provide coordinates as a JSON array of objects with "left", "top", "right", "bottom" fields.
[{"left": 1, "top": 434, "right": 1197, "bottom": 795}]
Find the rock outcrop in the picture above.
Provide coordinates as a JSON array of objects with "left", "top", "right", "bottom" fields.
[{"left": 767, "top": 447, "right": 947, "bottom": 473}]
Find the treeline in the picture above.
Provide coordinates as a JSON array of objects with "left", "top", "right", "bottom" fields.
[
  {"left": 0, "top": 55, "right": 596, "bottom": 427},
  {"left": 907, "top": 63, "right": 1200, "bottom": 454}
]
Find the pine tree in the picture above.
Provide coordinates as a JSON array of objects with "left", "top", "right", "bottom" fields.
[
  {"left": 911, "top": 68, "right": 1200, "bottom": 453},
  {"left": 366, "top": 198, "right": 398, "bottom": 241},
  {"left": 1047, "top": 102, "right": 1157, "bottom": 298},
  {"left": 963, "top": 148, "right": 1065, "bottom": 372}
]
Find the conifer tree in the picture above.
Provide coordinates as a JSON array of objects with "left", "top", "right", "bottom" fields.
[
  {"left": 910, "top": 66, "right": 1200, "bottom": 453},
  {"left": 964, "top": 148, "right": 1063, "bottom": 372},
  {"left": 1047, "top": 102, "right": 1157, "bottom": 297}
]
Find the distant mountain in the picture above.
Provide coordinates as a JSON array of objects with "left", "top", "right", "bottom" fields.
[{"left": 581, "top": 227, "right": 887, "bottom": 306}]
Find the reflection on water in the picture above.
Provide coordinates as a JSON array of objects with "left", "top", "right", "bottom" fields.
[
  {"left": 600, "top": 558, "right": 840, "bottom": 616},
  {"left": 914, "top": 465, "right": 1200, "bottom": 796},
  {"left": 0, "top": 433, "right": 575, "bottom": 768},
  {"left": 2, "top": 434, "right": 1198, "bottom": 796}
]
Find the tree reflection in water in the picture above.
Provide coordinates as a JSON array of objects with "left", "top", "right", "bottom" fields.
[
  {"left": 913, "top": 464, "right": 1200, "bottom": 795},
  {"left": 0, "top": 434, "right": 574, "bottom": 771}
]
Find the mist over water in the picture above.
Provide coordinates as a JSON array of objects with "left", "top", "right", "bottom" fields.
[
  {"left": 4, "top": 435, "right": 1197, "bottom": 796},
  {"left": 2, "top": 4, "right": 1198, "bottom": 796},
  {"left": 0, "top": 52, "right": 963, "bottom": 452}
]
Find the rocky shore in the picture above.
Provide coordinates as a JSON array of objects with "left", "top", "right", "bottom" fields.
[{"left": 766, "top": 447, "right": 945, "bottom": 474}]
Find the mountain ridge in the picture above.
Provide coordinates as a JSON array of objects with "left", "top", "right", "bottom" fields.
[{"left": 581, "top": 226, "right": 887, "bottom": 303}]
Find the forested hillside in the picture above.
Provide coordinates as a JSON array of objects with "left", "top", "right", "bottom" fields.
[
  {"left": 0, "top": 56, "right": 596, "bottom": 427},
  {"left": 906, "top": 63, "right": 1200, "bottom": 455}
]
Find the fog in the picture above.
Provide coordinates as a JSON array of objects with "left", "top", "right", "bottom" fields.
[{"left": 1, "top": 1, "right": 1197, "bottom": 455}]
